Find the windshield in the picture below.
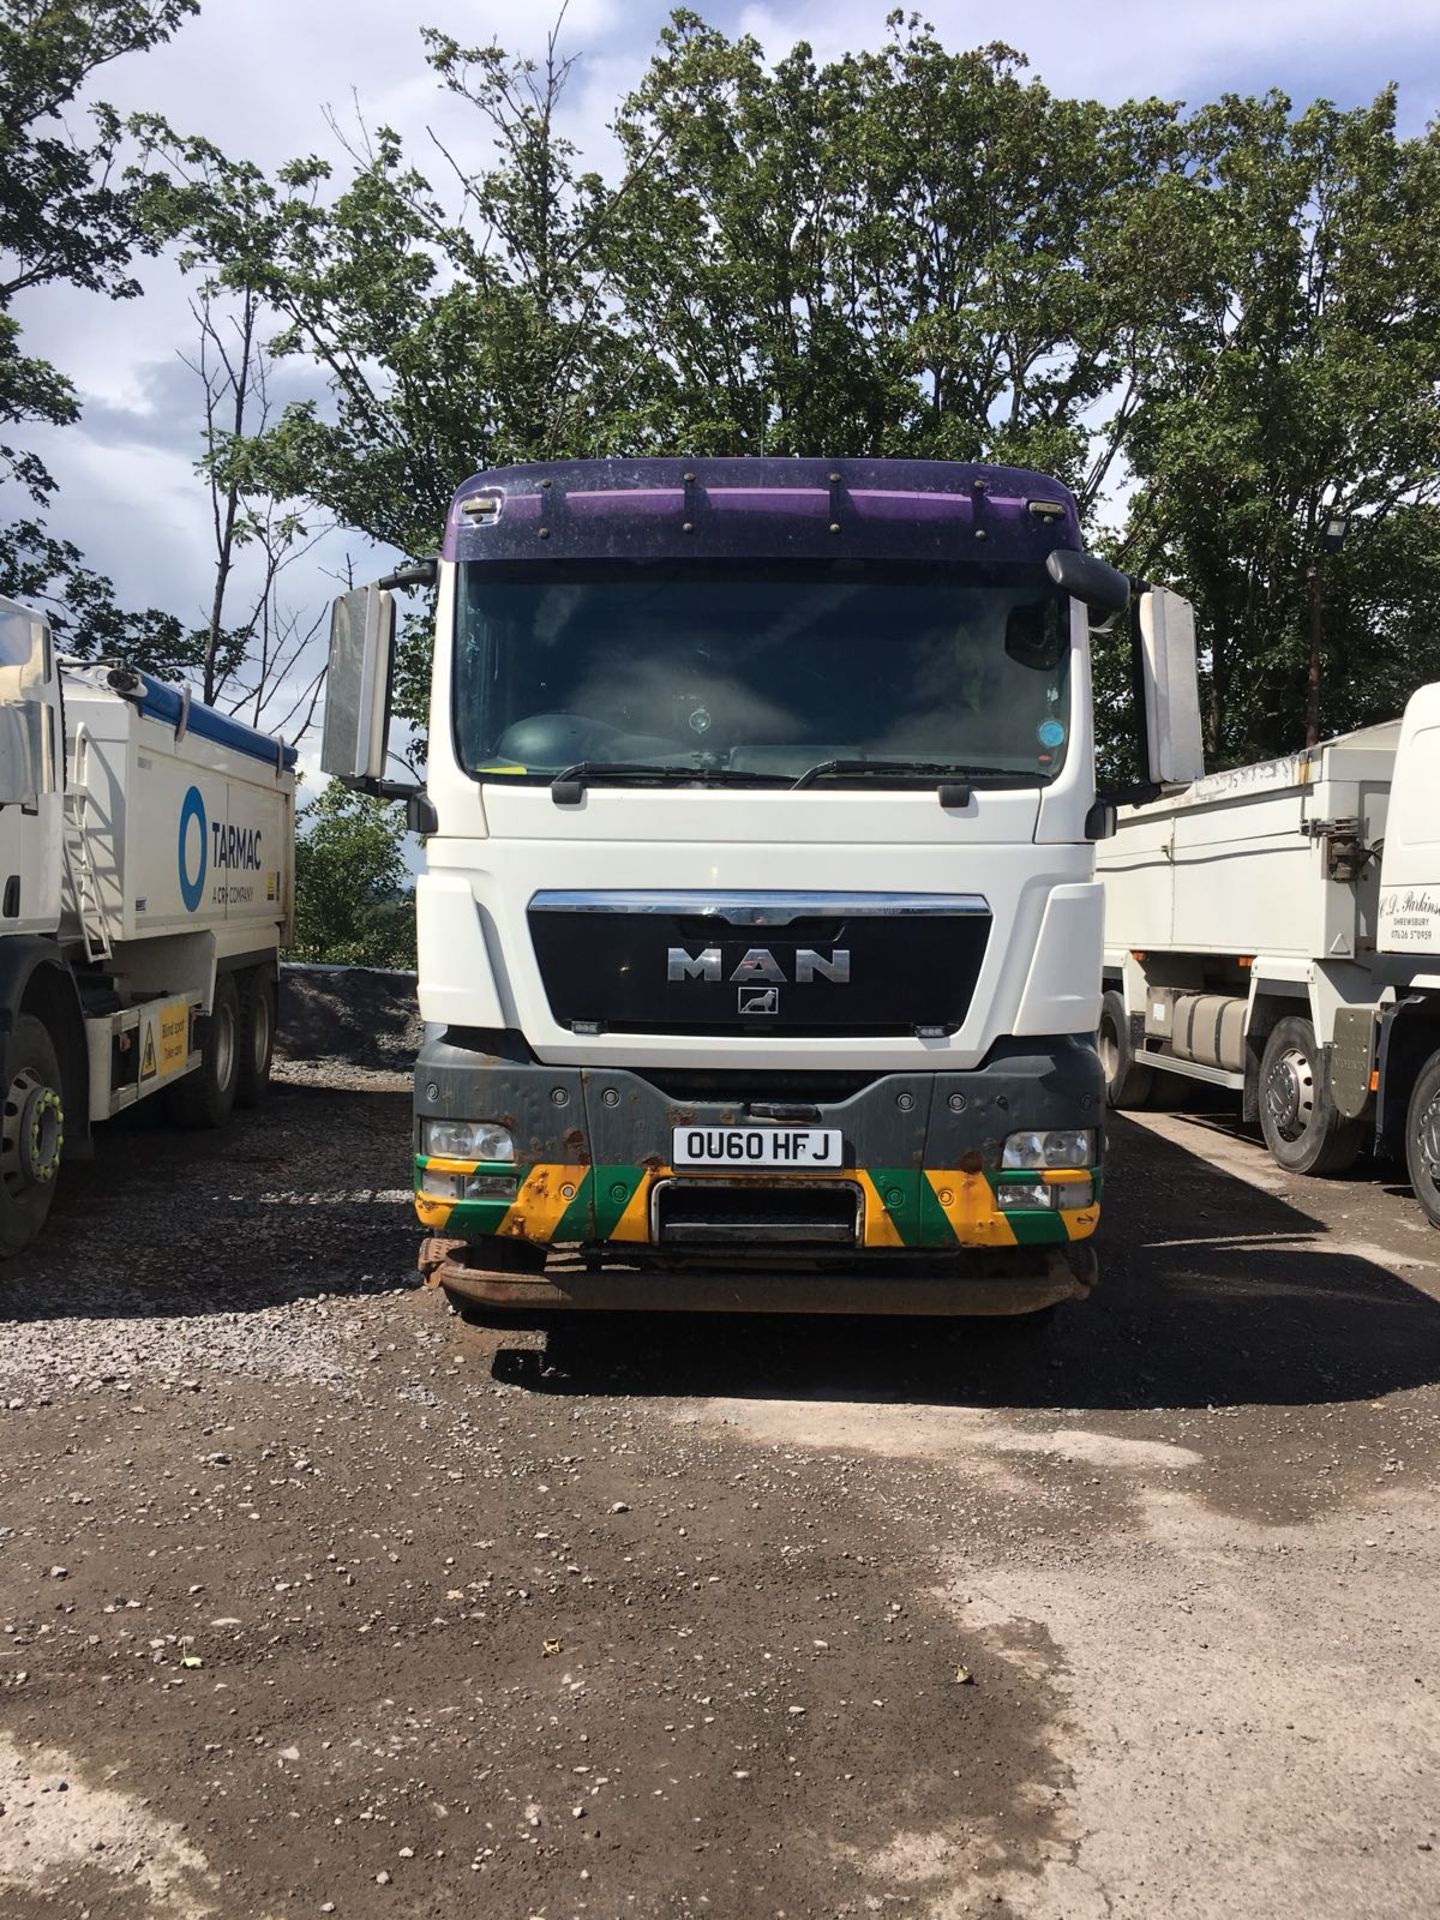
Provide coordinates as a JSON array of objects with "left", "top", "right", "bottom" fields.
[{"left": 453, "top": 560, "right": 1072, "bottom": 785}]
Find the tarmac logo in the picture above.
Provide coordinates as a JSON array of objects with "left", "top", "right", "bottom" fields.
[
  {"left": 212, "top": 820, "right": 264, "bottom": 871},
  {"left": 178, "top": 786, "right": 207, "bottom": 913}
]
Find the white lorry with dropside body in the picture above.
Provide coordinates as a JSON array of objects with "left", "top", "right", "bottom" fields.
[
  {"left": 1, "top": 597, "right": 296, "bottom": 1254},
  {"left": 1097, "top": 684, "right": 1440, "bottom": 1223}
]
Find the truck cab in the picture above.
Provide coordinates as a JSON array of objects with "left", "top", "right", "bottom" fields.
[
  {"left": 323, "top": 457, "right": 1201, "bottom": 1318},
  {"left": 2, "top": 602, "right": 73, "bottom": 1254},
  {"left": 1376, "top": 682, "right": 1440, "bottom": 1221},
  {"left": 1378, "top": 682, "right": 1440, "bottom": 961}
]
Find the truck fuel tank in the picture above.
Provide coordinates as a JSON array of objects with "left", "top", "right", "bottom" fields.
[{"left": 1148, "top": 989, "right": 1247, "bottom": 1074}]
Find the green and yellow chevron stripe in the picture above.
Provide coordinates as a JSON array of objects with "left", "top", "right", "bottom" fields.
[{"left": 415, "top": 1158, "right": 1099, "bottom": 1250}]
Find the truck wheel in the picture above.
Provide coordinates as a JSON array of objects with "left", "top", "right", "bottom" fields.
[
  {"left": 1259, "top": 1015, "right": 1363, "bottom": 1176},
  {"left": 1, "top": 1015, "right": 65, "bottom": 1256},
  {"left": 1098, "top": 989, "right": 1153, "bottom": 1109},
  {"left": 235, "top": 970, "right": 277, "bottom": 1109},
  {"left": 1405, "top": 1049, "right": 1440, "bottom": 1228},
  {"left": 166, "top": 974, "right": 240, "bottom": 1129}
]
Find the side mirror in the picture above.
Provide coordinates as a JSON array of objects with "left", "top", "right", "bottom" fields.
[
  {"left": 1137, "top": 587, "right": 1204, "bottom": 785},
  {"left": 321, "top": 584, "right": 395, "bottom": 783},
  {"left": 1045, "top": 548, "right": 1131, "bottom": 616},
  {"left": 1084, "top": 799, "right": 1118, "bottom": 841},
  {"left": 406, "top": 791, "right": 438, "bottom": 836}
]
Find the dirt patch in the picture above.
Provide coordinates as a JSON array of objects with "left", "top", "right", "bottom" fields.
[{"left": 0, "top": 1733, "right": 220, "bottom": 1918}]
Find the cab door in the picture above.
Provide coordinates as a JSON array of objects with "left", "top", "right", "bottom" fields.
[{"left": 0, "top": 598, "right": 62, "bottom": 936}]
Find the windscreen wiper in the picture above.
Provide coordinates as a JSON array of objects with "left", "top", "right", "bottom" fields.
[
  {"left": 790, "top": 757, "right": 1047, "bottom": 796},
  {"left": 550, "top": 762, "right": 787, "bottom": 806}
]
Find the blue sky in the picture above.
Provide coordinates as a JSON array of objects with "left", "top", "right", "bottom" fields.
[{"left": 13, "top": 0, "right": 1440, "bottom": 756}]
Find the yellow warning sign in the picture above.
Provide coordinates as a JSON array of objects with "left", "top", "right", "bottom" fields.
[
  {"left": 157, "top": 1002, "right": 189, "bottom": 1077},
  {"left": 138, "top": 1001, "right": 189, "bottom": 1086}
]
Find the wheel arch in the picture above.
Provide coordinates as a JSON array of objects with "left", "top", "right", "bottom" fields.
[
  {"left": 1242, "top": 980, "right": 1310, "bottom": 1125},
  {"left": 1377, "top": 994, "right": 1440, "bottom": 1161},
  {"left": 0, "top": 940, "right": 90, "bottom": 1154}
]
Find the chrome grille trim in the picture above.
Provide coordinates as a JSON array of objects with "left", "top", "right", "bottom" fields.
[{"left": 528, "top": 890, "right": 989, "bottom": 924}]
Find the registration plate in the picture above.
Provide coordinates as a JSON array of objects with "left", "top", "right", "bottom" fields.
[{"left": 671, "top": 1126, "right": 843, "bottom": 1169}]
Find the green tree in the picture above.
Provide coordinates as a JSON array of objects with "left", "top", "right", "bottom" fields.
[
  {"left": 0, "top": 0, "right": 200, "bottom": 661},
  {"left": 136, "top": 15, "right": 657, "bottom": 571},
  {"left": 1117, "top": 88, "right": 1440, "bottom": 762},
  {"left": 140, "top": 11, "right": 1209, "bottom": 723},
  {"left": 607, "top": 11, "right": 1209, "bottom": 489},
  {"left": 140, "top": 8, "right": 1440, "bottom": 766},
  {"left": 291, "top": 780, "right": 416, "bottom": 969}
]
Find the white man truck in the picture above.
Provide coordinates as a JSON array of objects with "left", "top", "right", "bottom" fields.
[
  {"left": 1097, "top": 684, "right": 1440, "bottom": 1224},
  {"left": 322, "top": 457, "right": 1203, "bottom": 1318},
  {"left": 0, "top": 597, "right": 296, "bottom": 1254}
]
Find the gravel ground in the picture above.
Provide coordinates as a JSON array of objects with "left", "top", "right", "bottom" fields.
[{"left": 2, "top": 996, "right": 1439, "bottom": 1919}]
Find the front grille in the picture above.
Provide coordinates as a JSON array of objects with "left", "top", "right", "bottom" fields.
[
  {"left": 652, "top": 1178, "right": 862, "bottom": 1246},
  {"left": 529, "top": 892, "right": 991, "bottom": 1037}
]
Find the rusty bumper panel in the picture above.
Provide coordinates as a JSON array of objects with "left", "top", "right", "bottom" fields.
[{"left": 422, "top": 1240, "right": 1096, "bottom": 1319}]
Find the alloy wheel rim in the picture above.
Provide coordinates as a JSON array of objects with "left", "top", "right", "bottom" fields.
[
  {"left": 1265, "top": 1045, "right": 1315, "bottom": 1143},
  {"left": 3, "top": 1067, "right": 64, "bottom": 1197},
  {"left": 1419, "top": 1092, "right": 1440, "bottom": 1184}
]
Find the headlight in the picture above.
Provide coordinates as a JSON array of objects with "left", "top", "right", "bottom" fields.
[
  {"left": 996, "top": 1177, "right": 1094, "bottom": 1211},
  {"left": 1001, "top": 1127, "right": 1095, "bottom": 1170},
  {"left": 420, "top": 1118, "right": 516, "bottom": 1163}
]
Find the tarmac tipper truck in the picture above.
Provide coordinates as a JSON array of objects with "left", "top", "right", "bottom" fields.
[
  {"left": 1, "top": 598, "right": 296, "bottom": 1254},
  {"left": 322, "top": 457, "right": 1203, "bottom": 1318},
  {"left": 1097, "top": 683, "right": 1440, "bottom": 1224}
]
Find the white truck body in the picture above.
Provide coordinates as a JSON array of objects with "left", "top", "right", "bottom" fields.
[
  {"left": 1098, "top": 683, "right": 1440, "bottom": 1220},
  {"left": 1, "top": 598, "right": 295, "bottom": 1252}
]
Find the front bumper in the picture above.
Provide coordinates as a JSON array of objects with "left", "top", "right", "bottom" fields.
[
  {"left": 419, "top": 1236, "right": 1097, "bottom": 1318},
  {"left": 412, "top": 1032, "right": 1103, "bottom": 1257}
]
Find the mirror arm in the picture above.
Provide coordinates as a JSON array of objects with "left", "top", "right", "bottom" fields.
[
  {"left": 339, "top": 775, "right": 420, "bottom": 800},
  {"left": 377, "top": 555, "right": 439, "bottom": 593},
  {"left": 1097, "top": 780, "right": 1161, "bottom": 808}
]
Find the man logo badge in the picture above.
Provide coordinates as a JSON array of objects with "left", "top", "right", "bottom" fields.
[
  {"left": 738, "top": 985, "right": 780, "bottom": 1016},
  {"left": 667, "top": 947, "right": 851, "bottom": 985}
]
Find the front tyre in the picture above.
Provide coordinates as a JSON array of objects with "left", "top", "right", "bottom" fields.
[
  {"left": 1405, "top": 1049, "right": 1440, "bottom": 1228},
  {"left": 1098, "top": 989, "right": 1153, "bottom": 1109},
  {"left": 1258, "top": 1015, "right": 1363, "bottom": 1176},
  {"left": 166, "top": 973, "right": 241, "bottom": 1129},
  {"left": 1, "top": 1014, "right": 65, "bottom": 1256}
]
